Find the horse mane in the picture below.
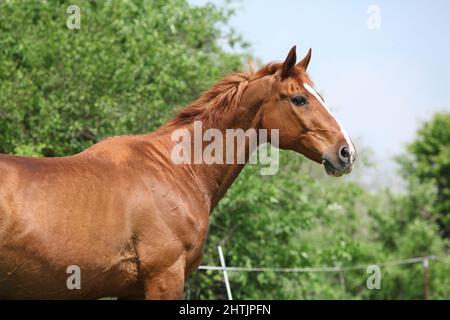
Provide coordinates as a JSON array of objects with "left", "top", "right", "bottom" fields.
[{"left": 168, "top": 62, "right": 309, "bottom": 127}]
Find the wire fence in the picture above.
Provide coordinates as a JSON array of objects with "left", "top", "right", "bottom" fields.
[{"left": 197, "top": 246, "right": 450, "bottom": 300}]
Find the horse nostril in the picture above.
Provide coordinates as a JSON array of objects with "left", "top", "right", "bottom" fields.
[{"left": 339, "top": 145, "right": 351, "bottom": 163}]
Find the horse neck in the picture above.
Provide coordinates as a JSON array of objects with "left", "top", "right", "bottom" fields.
[
  {"left": 197, "top": 77, "right": 273, "bottom": 211},
  {"left": 181, "top": 75, "right": 273, "bottom": 211}
]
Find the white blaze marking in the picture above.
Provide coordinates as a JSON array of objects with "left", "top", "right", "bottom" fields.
[{"left": 303, "top": 83, "right": 355, "bottom": 160}]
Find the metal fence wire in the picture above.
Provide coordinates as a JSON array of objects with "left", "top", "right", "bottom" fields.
[{"left": 196, "top": 246, "right": 450, "bottom": 300}]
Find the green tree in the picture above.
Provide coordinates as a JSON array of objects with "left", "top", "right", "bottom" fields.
[
  {"left": 186, "top": 149, "right": 450, "bottom": 300},
  {"left": 398, "top": 113, "right": 450, "bottom": 237},
  {"left": 0, "top": 0, "right": 246, "bottom": 156}
]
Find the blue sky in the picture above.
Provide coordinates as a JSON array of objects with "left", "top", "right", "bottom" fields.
[{"left": 190, "top": 0, "right": 450, "bottom": 184}]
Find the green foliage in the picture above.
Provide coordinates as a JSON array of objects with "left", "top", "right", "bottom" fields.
[
  {"left": 0, "top": 0, "right": 448, "bottom": 300},
  {"left": 0, "top": 0, "right": 245, "bottom": 156},
  {"left": 186, "top": 150, "right": 450, "bottom": 299},
  {"left": 398, "top": 113, "right": 450, "bottom": 237}
]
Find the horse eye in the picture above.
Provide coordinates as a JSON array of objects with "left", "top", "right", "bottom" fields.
[{"left": 291, "top": 95, "right": 308, "bottom": 106}]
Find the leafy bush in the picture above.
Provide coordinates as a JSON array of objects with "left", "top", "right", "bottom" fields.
[{"left": 0, "top": 0, "right": 245, "bottom": 156}]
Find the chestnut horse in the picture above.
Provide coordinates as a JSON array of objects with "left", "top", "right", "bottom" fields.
[{"left": 0, "top": 46, "right": 355, "bottom": 299}]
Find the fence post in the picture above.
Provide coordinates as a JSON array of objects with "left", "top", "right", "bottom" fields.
[
  {"left": 334, "top": 263, "right": 346, "bottom": 299},
  {"left": 338, "top": 269, "right": 346, "bottom": 299},
  {"left": 423, "top": 256, "right": 430, "bottom": 300},
  {"left": 218, "top": 246, "right": 233, "bottom": 300}
]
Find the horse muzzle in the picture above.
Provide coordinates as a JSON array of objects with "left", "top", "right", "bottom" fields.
[{"left": 322, "top": 144, "right": 355, "bottom": 177}]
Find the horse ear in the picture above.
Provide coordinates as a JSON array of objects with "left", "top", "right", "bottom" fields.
[
  {"left": 297, "top": 48, "right": 312, "bottom": 70},
  {"left": 281, "top": 46, "right": 297, "bottom": 78}
]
